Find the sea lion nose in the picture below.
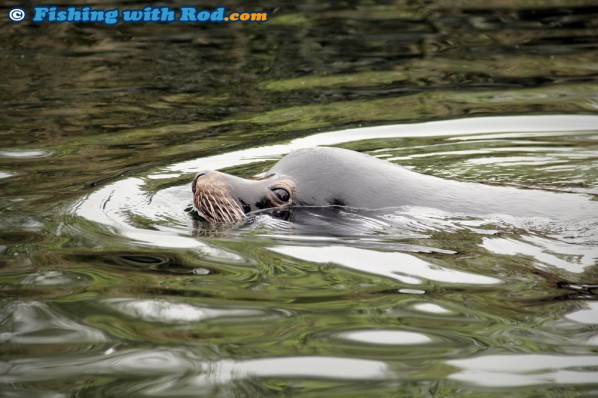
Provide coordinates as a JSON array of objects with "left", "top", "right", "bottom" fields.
[{"left": 191, "top": 170, "right": 210, "bottom": 194}]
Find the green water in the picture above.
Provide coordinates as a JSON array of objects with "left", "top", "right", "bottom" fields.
[{"left": 1, "top": 1, "right": 598, "bottom": 397}]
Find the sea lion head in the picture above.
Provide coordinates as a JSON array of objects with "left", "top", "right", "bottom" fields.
[{"left": 191, "top": 170, "right": 295, "bottom": 223}]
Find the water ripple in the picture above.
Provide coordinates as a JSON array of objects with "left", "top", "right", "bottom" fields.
[
  {"left": 269, "top": 245, "right": 501, "bottom": 286},
  {"left": 0, "top": 301, "right": 108, "bottom": 345},
  {"left": 103, "top": 298, "right": 278, "bottom": 324}
]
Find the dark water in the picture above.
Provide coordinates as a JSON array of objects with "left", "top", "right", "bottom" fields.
[{"left": 2, "top": 1, "right": 598, "bottom": 396}]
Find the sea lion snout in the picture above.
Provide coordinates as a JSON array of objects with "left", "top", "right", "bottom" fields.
[
  {"left": 191, "top": 171, "right": 208, "bottom": 194},
  {"left": 192, "top": 171, "right": 246, "bottom": 224}
]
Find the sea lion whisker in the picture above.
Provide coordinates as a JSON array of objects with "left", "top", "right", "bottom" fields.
[
  {"left": 201, "top": 195, "right": 216, "bottom": 222},
  {"left": 209, "top": 192, "right": 231, "bottom": 223},
  {"left": 222, "top": 195, "right": 243, "bottom": 220},
  {"left": 195, "top": 195, "right": 211, "bottom": 222},
  {"left": 195, "top": 193, "right": 205, "bottom": 214},
  {"left": 218, "top": 203, "right": 233, "bottom": 223},
  {"left": 216, "top": 201, "right": 230, "bottom": 223},
  {"left": 211, "top": 189, "right": 238, "bottom": 223},
  {"left": 222, "top": 209, "right": 233, "bottom": 223},
  {"left": 205, "top": 195, "right": 216, "bottom": 217}
]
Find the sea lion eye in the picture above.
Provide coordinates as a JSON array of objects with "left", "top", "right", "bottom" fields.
[{"left": 272, "top": 187, "right": 290, "bottom": 202}]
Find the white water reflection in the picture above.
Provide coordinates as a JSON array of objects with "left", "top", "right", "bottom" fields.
[
  {"left": 481, "top": 236, "right": 598, "bottom": 273},
  {"left": 337, "top": 330, "right": 432, "bottom": 345},
  {"left": 0, "top": 348, "right": 390, "bottom": 384},
  {"left": 104, "top": 299, "right": 271, "bottom": 324},
  {"left": 3, "top": 346, "right": 597, "bottom": 391},
  {"left": 0, "top": 149, "right": 52, "bottom": 159},
  {"left": 0, "top": 302, "right": 108, "bottom": 345},
  {"left": 448, "top": 354, "right": 598, "bottom": 387},
  {"left": 412, "top": 303, "right": 453, "bottom": 314},
  {"left": 269, "top": 245, "right": 501, "bottom": 285},
  {"left": 565, "top": 302, "right": 598, "bottom": 325}
]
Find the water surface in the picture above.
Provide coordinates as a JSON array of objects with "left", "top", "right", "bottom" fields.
[{"left": 1, "top": 1, "right": 598, "bottom": 396}]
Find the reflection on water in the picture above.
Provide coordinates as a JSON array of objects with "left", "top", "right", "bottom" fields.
[
  {"left": 448, "top": 355, "right": 598, "bottom": 387},
  {"left": 2, "top": 0, "right": 598, "bottom": 396},
  {"left": 269, "top": 245, "right": 501, "bottom": 285}
]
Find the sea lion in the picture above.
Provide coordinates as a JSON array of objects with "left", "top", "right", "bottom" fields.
[{"left": 191, "top": 146, "right": 597, "bottom": 223}]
